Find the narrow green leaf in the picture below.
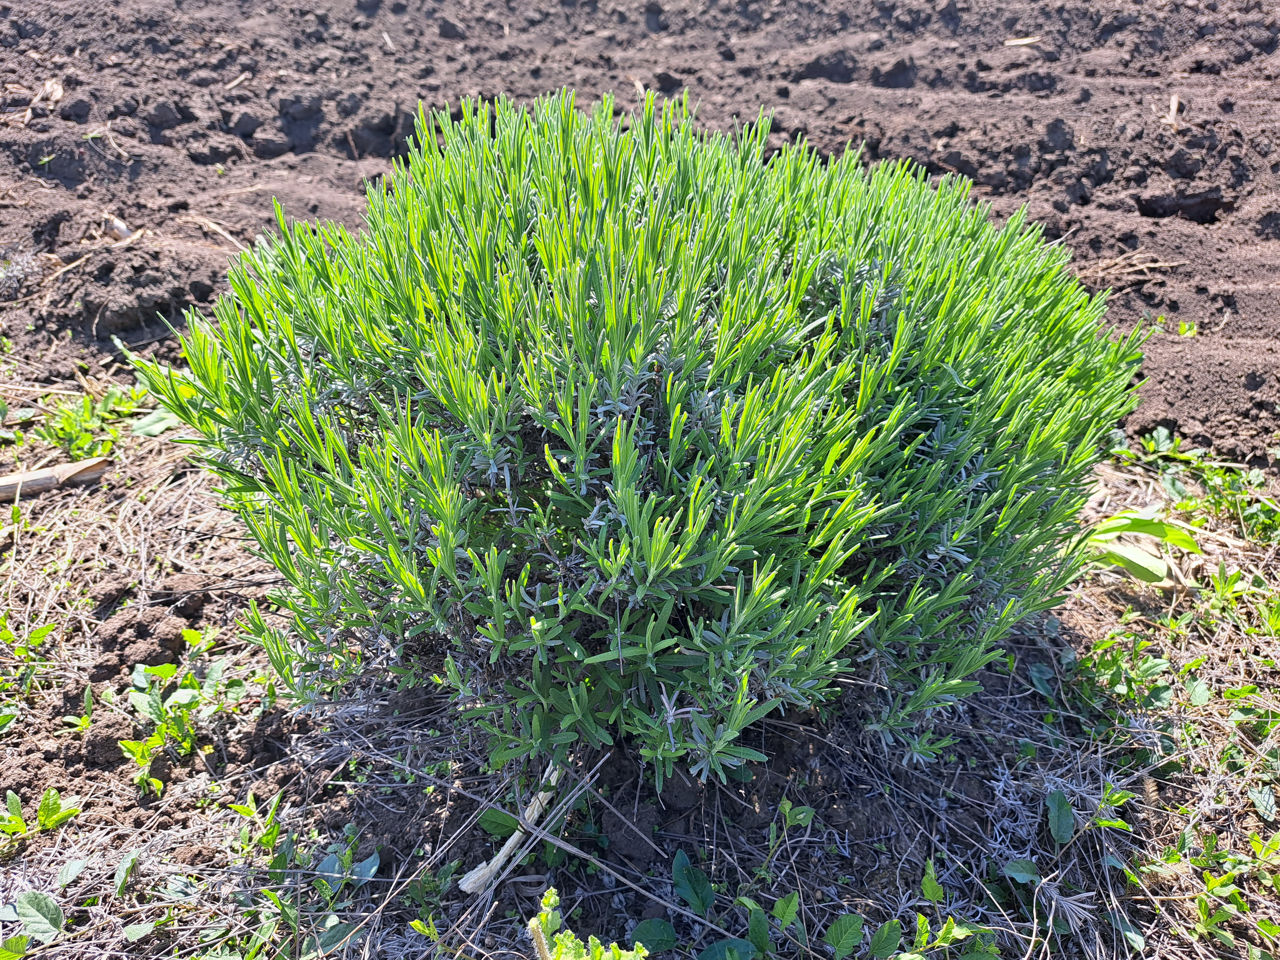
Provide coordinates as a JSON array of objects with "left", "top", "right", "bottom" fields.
[
  {"left": 114, "top": 849, "right": 140, "bottom": 895},
  {"left": 914, "top": 913, "right": 930, "bottom": 949},
  {"left": 921, "top": 858, "right": 944, "bottom": 903},
  {"left": 1106, "top": 910, "right": 1145, "bottom": 951},
  {"left": 747, "top": 908, "right": 771, "bottom": 957},
  {"left": 131, "top": 408, "right": 184, "bottom": 437},
  {"left": 36, "top": 789, "right": 59, "bottom": 831}
]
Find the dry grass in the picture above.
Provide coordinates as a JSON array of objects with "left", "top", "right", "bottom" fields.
[{"left": 1, "top": 353, "right": 1278, "bottom": 960}]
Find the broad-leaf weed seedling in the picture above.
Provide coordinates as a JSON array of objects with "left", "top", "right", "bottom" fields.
[
  {"left": 34, "top": 383, "right": 148, "bottom": 459},
  {"left": 530, "top": 889, "right": 648, "bottom": 960},
  {"left": 756, "top": 797, "right": 814, "bottom": 883},
  {"left": 60, "top": 684, "right": 93, "bottom": 735},
  {"left": 0, "top": 787, "right": 80, "bottom": 855},
  {"left": 119, "top": 631, "right": 248, "bottom": 794},
  {"left": 0, "top": 615, "right": 56, "bottom": 700},
  {"left": 214, "top": 804, "right": 387, "bottom": 960}
]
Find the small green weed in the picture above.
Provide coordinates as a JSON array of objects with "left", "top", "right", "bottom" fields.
[
  {"left": 1125, "top": 427, "right": 1280, "bottom": 542},
  {"left": 118, "top": 631, "right": 248, "bottom": 794},
  {"left": 1063, "top": 428, "right": 1280, "bottom": 953},
  {"left": 34, "top": 384, "right": 148, "bottom": 458},
  {"left": 0, "top": 788, "right": 80, "bottom": 855},
  {"left": 756, "top": 797, "right": 814, "bottom": 883},
  {"left": 60, "top": 685, "right": 93, "bottom": 735},
  {"left": 213, "top": 806, "right": 382, "bottom": 959},
  {"left": 529, "top": 889, "right": 647, "bottom": 960},
  {"left": 0, "top": 615, "right": 56, "bottom": 699},
  {"left": 628, "top": 848, "right": 997, "bottom": 959},
  {"left": 1145, "top": 829, "right": 1280, "bottom": 951}
]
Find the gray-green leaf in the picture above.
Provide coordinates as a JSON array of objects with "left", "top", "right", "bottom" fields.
[
  {"left": 1106, "top": 910, "right": 1145, "bottom": 950},
  {"left": 16, "top": 892, "right": 62, "bottom": 945},
  {"left": 350, "top": 852, "right": 380, "bottom": 886},
  {"left": 1046, "top": 790, "right": 1075, "bottom": 844},
  {"left": 632, "top": 918, "right": 676, "bottom": 953},
  {"left": 1249, "top": 785, "right": 1277, "bottom": 823},
  {"left": 131, "top": 408, "right": 184, "bottom": 437},
  {"left": 55, "top": 859, "right": 87, "bottom": 889},
  {"left": 114, "top": 849, "right": 140, "bottom": 895},
  {"left": 1002, "top": 859, "right": 1040, "bottom": 884},
  {"left": 696, "top": 938, "right": 756, "bottom": 960},
  {"left": 123, "top": 921, "right": 155, "bottom": 942},
  {"left": 1185, "top": 676, "right": 1211, "bottom": 707}
]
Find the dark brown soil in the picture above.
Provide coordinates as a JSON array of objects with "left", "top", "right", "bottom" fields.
[
  {"left": 2, "top": 0, "right": 1279, "bottom": 954},
  {"left": 3, "top": 0, "right": 1280, "bottom": 461}
]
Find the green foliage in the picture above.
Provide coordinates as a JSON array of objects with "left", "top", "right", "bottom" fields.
[
  {"left": 34, "top": 383, "right": 148, "bottom": 458},
  {"left": 133, "top": 90, "right": 1142, "bottom": 784},
  {"left": 672, "top": 850, "right": 715, "bottom": 917},
  {"left": 118, "top": 644, "right": 248, "bottom": 794},
  {"left": 0, "top": 616, "right": 56, "bottom": 704},
  {"left": 211, "top": 810, "right": 386, "bottom": 959},
  {"left": 14, "top": 891, "right": 62, "bottom": 945},
  {"left": 1086, "top": 509, "right": 1199, "bottom": 584},
  {"left": 528, "top": 889, "right": 647, "bottom": 960},
  {"left": 623, "top": 857, "right": 995, "bottom": 960},
  {"left": 0, "top": 788, "right": 80, "bottom": 854},
  {"left": 1146, "top": 829, "right": 1280, "bottom": 952},
  {"left": 823, "top": 915, "right": 864, "bottom": 959},
  {"left": 1127, "top": 427, "right": 1280, "bottom": 542},
  {"left": 60, "top": 685, "right": 93, "bottom": 735},
  {"left": 1044, "top": 789, "right": 1074, "bottom": 845}
]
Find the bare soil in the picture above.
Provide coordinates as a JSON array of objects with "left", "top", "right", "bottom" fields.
[
  {"left": 2, "top": 0, "right": 1279, "bottom": 956},
  {"left": 3, "top": 0, "right": 1280, "bottom": 461}
]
